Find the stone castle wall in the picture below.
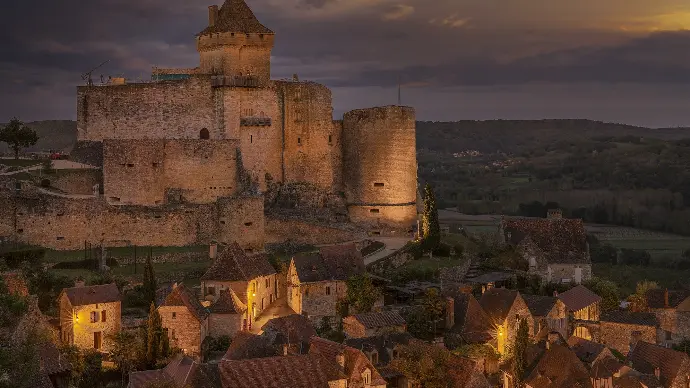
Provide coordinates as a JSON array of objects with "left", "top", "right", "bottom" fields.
[
  {"left": 77, "top": 76, "right": 215, "bottom": 141},
  {"left": 342, "top": 106, "right": 418, "bottom": 229},
  {"left": 103, "top": 139, "right": 239, "bottom": 206},
  {"left": 44, "top": 169, "right": 101, "bottom": 196},
  {"left": 4, "top": 193, "right": 264, "bottom": 251},
  {"left": 197, "top": 32, "right": 274, "bottom": 85}
]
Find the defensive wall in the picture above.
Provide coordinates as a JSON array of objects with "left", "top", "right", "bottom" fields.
[
  {"left": 197, "top": 31, "right": 274, "bottom": 86},
  {"left": 0, "top": 192, "right": 264, "bottom": 251}
]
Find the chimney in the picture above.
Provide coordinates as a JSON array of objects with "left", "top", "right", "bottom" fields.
[
  {"left": 664, "top": 289, "right": 669, "bottom": 308},
  {"left": 336, "top": 351, "right": 345, "bottom": 371},
  {"left": 172, "top": 282, "right": 178, "bottom": 289},
  {"left": 209, "top": 243, "right": 218, "bottom": 260},
  {"left": 208, "top": 5, "right": 219, "bottom": 27},
  {"left": 630, "top": 331, "right": 642, "bottom": 350},
  {"left": 445, "top": 297, "right": 455, "bottom": 328},
  {"left": 654, "top": 367, "right": 660, "bottom": 379},
  {"left": 547, "top": 332, "right": 559, "bottom": 347},
  {"left": 74, "top": 279, "right": 85, "bottom": 288},
  {"left": 283, "top": 343, "right": 289, "bottom": 356},
  {"left": 547, "top": 209, "right": 563, "bottom": 220},
  {"left": 553, "top": 290, "right": 558, "bottom": 297}
]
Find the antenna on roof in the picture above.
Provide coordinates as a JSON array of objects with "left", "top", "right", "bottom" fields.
[
  {"left": 81, "top": 60, "right": 110, "bottom": 86},
  {"left": 397, "top": 75, "right": 402, "bottom": 106}
]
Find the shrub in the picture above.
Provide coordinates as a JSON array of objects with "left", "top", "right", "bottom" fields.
[
  {"left": 431, "top": 243, "right": 452, "bottom": 257},
  {"left": 361, "top": 241, "right": 385, "bottom": 257},
  {"left": 52, "top": 257, "right": 119, "bottom": 270},
  {"left": 1, "top": 249, "right": 45, "bottom": 269}
]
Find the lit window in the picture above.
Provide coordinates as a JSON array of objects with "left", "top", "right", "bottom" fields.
[
  {"left": 90, "top": 311, "right": 98, "bottom": 323},
  {"left": 101, "top": 310, "right": 106, "bottom": 322}
]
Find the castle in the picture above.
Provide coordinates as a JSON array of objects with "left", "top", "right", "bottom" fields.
[{"left": 1, "top": 0, "right": 418, "bottom": 250}]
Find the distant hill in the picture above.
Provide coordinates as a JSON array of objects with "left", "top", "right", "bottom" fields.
[{"left": 0, "top": 120, "right": 77, "bottom": 154}]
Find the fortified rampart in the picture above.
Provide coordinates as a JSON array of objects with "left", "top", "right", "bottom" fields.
[
  {"left": 103, "top": 139, "right": 239, "bottom": 206},
  {"left": 342, "top": 106, "right": 418, "bottom": 232},
  {"left": 1, "top": 192, "right": 263, "bottom": 251}
]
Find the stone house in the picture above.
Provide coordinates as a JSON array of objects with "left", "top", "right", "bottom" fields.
[
  {"left": 479, "top": 288, "right": 533, "bottom": 355},
  {"left": 200, "top": 242, "right": 277, "bottom": 331},
  {"left": 599, "top": 311, "right": 659, "bottom": 356},
  {"left": 287, "top": 244, "right": 367, "bottom": 325},
  {"left": 261, "top": 314, "right": 317, "bottom": 347},
  {"left": 343, "top": 311, "right": 406, "bottom": 338},
  {"left": 628, "top": 341, "right": 690, "bottom": 388},
  {"left": 567, "top": 336, "right": 614, "bottom": 367},
  {"left": 128, "top": 353, "right": 219, "bottom": 388},
  {"left": 444, "top": 291, "right": 494, "bottom": 349},
  {"left": 158, "top": 284, "right": 209, "bottom": 356},
  {"left": 207, "top": 289, "right": 245, "bottom": 338},
  {"left": 557, "top": 285, "right": 602, "bottom": 340},
  {"left": 499, "top": 211, "right": 592, "bottom": 284},
  {"left": 645, "top": 288, "right": 690, "bottom": 346},
  {"left": 309, "top": 336, "right": 388, "bottom": 388},
  {"left": 344, "top": 332, "right": 413, "bottom": 370},
  {"left": 522, "top": 294, "right": 569, "bottom": 339},
  {"left": 58, "top": 283, "right": 121, "bottom": 353}
]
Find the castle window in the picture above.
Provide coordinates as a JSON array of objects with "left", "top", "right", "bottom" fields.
[
  {"left": 298, "top": 137, "right": 301, "bottom": 145},
  {"left": 244, "top": 222, "right": 253, "bottom": 227},
  {"left": 200, "top": 128, "right": 210, "bottom": 140},
  {"left": 220, "top": 220, "right": 226, "bottom": 225},
  {"left": 127, "top": 164, "right": 134, "bottom": 168},
  {"left": 17, "top": 229, "right": 23, "bottom": 234},
  {"left": 57, "top": 236, "right": 65, "bottom": 240},
  {"left": 370, "top": 209, "right": 380, "bottom": 214},
  {"left": 328, "top": 135, "right": 332, "bottom": 144},
  {"left": 152, "top": 162, "right": 159, "bottom": 167},
  {"left": 326, "top": 287, "right": 331, "bottom": 295},
  {"left": 250, "top": 135, "right": 253, "bottom": 143},
  {"left": 374, "top": 183, "right": 385, "bottom": 187}
]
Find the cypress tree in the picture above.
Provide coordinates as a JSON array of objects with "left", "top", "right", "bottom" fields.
[
  {"left": 146, "top": 302, "right": 163, "bottom": 367},
  {"left": 421, "top": 183, "right": 440, "bottom": 251},
  {"left": 143, "top": 256, "right": 157, "bottom": 305},
  {"left": 512, "top": 318, "right": 530, "bottom": 388}
]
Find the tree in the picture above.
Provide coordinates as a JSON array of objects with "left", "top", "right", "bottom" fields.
[
  {"left": 628, "top": 280, "right": 658, "bottom": 312},
  {"left": 145, "top": 302, "right": 169, "bottom": 368},
  {"left": 142, "top": 256, "right": 157, "bottom": 306},
  {"left": 390, "top": 343, "right": 450, "bottom": 388},
  {"left": 345, "top": 275, "right": 381, "bottom": 314},
  {"left": 421, "top": 183, "right": 441, "bottom": 252},
  {"left": 583, "top": 278, "right": 620, "bottom": 312},
  {"left": 512, "top": 318, "right": 530, "bottom": 388},
  {"left": 108, "top": 330, "right": 144, "bottom": 385},
  {"left": 0, "top": 118, "right": 38, "bottom": 160}
]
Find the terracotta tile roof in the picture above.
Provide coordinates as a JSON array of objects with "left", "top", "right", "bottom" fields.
[
  {"left": 557, "top": 285, "right": 601, "bottom": 312},
  {"left": 309, "top": 336, "right": 387, "bottom": 387},
  {"left": 645, "top": 289, "right": 690, "bottom": 309},
  {"left": 1, "top": 271, "right": 29, "bottom": 296},
  {"left": 345, "top": 332, "right": 413, "bottom": 366},
  {"left": 447, "top": 354, "right": 489, "bottom": 388},
  {"left": 522, "top": 294, "right": 559, "bottom": 317},
  {"left": 567, "top": 336, "right": 607, "bottom": 364},
  {"left": 628, "top": 341, "right": 690, "bottom": 387},
  {"left": 129, "top": 354, "right": 215, "bottom": 388},
  {"left": 62, "top": 283, "right": 121, "bottom": 306},
  {"left": 600, "top": 311, "right": 658, "bottom": 327},
  {"left": 502, "top": 216, "right": 589, "bottom": 265},
  {"left": 447, "top": 292, "right": 494, "bottom": 343},
  {"left": 223, "top": 332, "right": 280, "bottom": 360},
  {"left": 201, "top": 242, "right": 276, "bottom": 282},
  {"left": 209, "top": 289, "right": 245, "bottom": 314},
  {"left": 349, "top": 310, "right": 406, "bottom": 330},
  {"left": 614, "top": 374, "right": 662, "bottom": 388},
  {"left": 479, "top": 287, "right": 520, "bottom": 323},
  {"left": 523, "top": 344, "right": 591, "bottom": 388},
  {"left": 292, "top": 244, "right": 365, "bottom": 283},
  {"left": 262, "top": 314, "right": 317, "bottom": 345},
  {"left": 161, "top": 284, "right": 209, "bottom": 322},
  {"left": 198, "top": 0, "right": 273, "bottom": 35},
  {"left": 219, "top": 354, "right": 346, "bottom": 387},
  {"left": 590, "top": 356, "right": 624, "bottom": 379}
]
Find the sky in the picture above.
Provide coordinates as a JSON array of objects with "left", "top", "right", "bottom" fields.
[{"left": 1, "top": 0, "right": 690, "bottom": 127}]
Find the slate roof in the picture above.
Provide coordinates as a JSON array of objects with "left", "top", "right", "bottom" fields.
[
  {"left": 62, "top": 283, "right": 121, "bottom": 307},
  {"left": 39, "top": 342, "right": 72, "bottom": 376},
  {"left": 628, "top": 341, "right": 690, "bottom": 387},
  {"left": 292, "top": 244, "right": 365, "bottom": 283},
  {"left": 309, "top": 336, "right": 387, "bottom": 387},
  {"left": 523, "top": 344, "right": 591, "bottom": 388},
  {"left": 209, "top": 289, "right": 245, "bottom": 314},
  {"left": 479, "top": 287, "right": 520, "bottom": 323},
  {"left": 557, "top": 285, "right": 601, "bottom": 312},
  {"left": 161, "top": 284, "right": 209, "bottom": 322},
  {"left": 219, "top": 354, "right": 346, "bottom": 387},
  {"left": 344, "top": 332, "right": 413, "bottom": 366},
  {"left": 645, "top": 289, "right": 690, "bottom": 309},
  {"left": 200, "top": 242, "right": 276, "bottom": 282},
  {"left": 567, "top": 336, "right": 608, "bottom": 364},
  {"left": 600, "top": 311, "right": 659, "bottom": 327},
  {"left": 501, "top": 216, "right": 589, "bottom": 265},
  {"left": 262, "top": 314, "right": 317, "bottom": 345},
  {"left": 349, "top": 310, "right": 406, "bottom": 330},
  {"left": 447, "top": 292, "right": 494, "bottom": 343},
  {"left": 522, "top": 294, "right": 559, "bottom": 317},
  {"left": 199, "top": 0, "right": 273, "bottom": 35}
]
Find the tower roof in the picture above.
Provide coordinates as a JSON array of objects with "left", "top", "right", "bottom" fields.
[{"left": 199, "top": 0, "right": 273, "bottom": 35}]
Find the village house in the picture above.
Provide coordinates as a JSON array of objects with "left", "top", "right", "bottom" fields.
[
  {"left": 128, "top": 353, "right": 220, "bottom": 388},
  {"left": 479, "top": 287, "right": 533, "bottom": 355},
  {"left": 344, "top": 332, "right": 413, "bottom": 371},
  {"left": 557, "top": 284, "right": 602, "bottom": 340},
  {"left": 200, "top": 242, "right": 277, "bottom": 331},
  {"left": 444, "top": 291, "right": 494, "bottom": 349},
  {"left": 158, "top": 283, "right": 209, "bottom": 356},
  {"left": 599, "top": 311, "right": 659, "bottom": 356},
  {"left": 522, "top": 294, "right": 569, "bottom": 339},
  {"left": 207, "top": 289, "right": 246, "bottom": 338},
  {"left": 287, "top": 244, "right": 368, "bottom": 325},
  {"left": 261, "top": 314, "right": 317, "bottom": 347},
  {"left": 567, "top": 336, "right": 615, "bottom": 367},
  {"left": 645, "top": 288, "right": 690, "bottom": 346},
  {"left": 58, "top": 283, "right": 121, "bottom": 352},
  {"left": 499, "top": 210, "right": 592, "bottom": 284},
  {"left": 308, "top": 336, "right": 389, "bottom": 388},
  {"left": 343, "top": 310, "right": 407, "bottom": 338},
  {"left": 628, "top": 341, "right": 690, "bottom": 388}
]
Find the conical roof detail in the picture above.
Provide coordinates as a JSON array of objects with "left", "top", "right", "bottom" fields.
[{"left": 199, "top": 0, "right": 273, "bottom": 35}]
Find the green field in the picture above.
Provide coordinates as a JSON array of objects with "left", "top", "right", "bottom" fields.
[
  {"left": 593, "top": 263, "right": 690, "bottom": 296},
  {"left": 0, "top": 158, "right": 43, "bottom": 168},
  {"left": 44, "top": 245, "right": 209, "bottom": 263}
]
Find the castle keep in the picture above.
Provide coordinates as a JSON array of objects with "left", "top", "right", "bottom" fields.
[{"left": 2, "top": 0, "right": 418, "bottom": 250}]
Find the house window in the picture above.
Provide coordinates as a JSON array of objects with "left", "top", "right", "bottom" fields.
[
  {"left": 172, "top": 312, "right": 177, "bottom": 319},
  {"left": 90, "top": 311, "right": 98, "bottom": 323},
  {"left": 57, "top": 236, "right": 65, "bottom": 241},
  {"left": 374, "top": 183, "right": 385, "bottom": 187},
  {"left": 265, "top": 279, "right": 269, "bottom": 288},
  {"left": 362, "top": 369, "right": 371, "bottom": 385},
  {"left": 208, "top": 286, "right": 216, "bottom": 296},
  {"left": 370, "top": 351, "right": 379, "bottom": 365},
  {"left": 665, "top": 331, "right": 673, "bottom": 341},
  {"left": 370, "top": 209, "right": 380, "bottom": 214},
  {"left": 101, "top": 310, "right": 106, "bottom": 322},
  {"left": 93, "top": 332, "right": 102, "bottom": 350},
  {"left": 326, "top": 287, "right": 331, "bottom": 296}
]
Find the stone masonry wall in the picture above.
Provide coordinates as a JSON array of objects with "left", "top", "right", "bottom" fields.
[
  {"left": 59, "top": 294, "right": 121, "bottom": 353},
  {"left": 548, "top": 264, "right": 592, "bottom": 284},
  {"left": 159, "top": 305, "right": 206, "bottom": 355},
  {"left": 300, "top": 280, "right": 347, "bottom": 324},
  {"left": 45, "top": 169, "right": 101, "bottom": 196},
  {"left": 77, "top": 76, "right": 215, "bottom": 142},
  {"left": 103, "top": 139, "right": 239, "bottom": 206},
  {"left": 600, "top": 321, "right": 657, "bottom": 355},
  {"left": 652, "top": 309, "right": 690, "bottom": 346},
  {"left": 208, "top": 313, "right": 242, "bottom": 338},
  {"left": 265, "top": 217, "right": 363, "bottom": 246},
  {"left": 197, "top": 32, "right": 274, "bottom": 85}
]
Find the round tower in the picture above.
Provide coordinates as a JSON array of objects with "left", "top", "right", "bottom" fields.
[
  {"left": 197, "top": 0, "right": 275, "bottom": 85},
  {"left": 342, "top": 106, "right": 418, "bottom": 234}
]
